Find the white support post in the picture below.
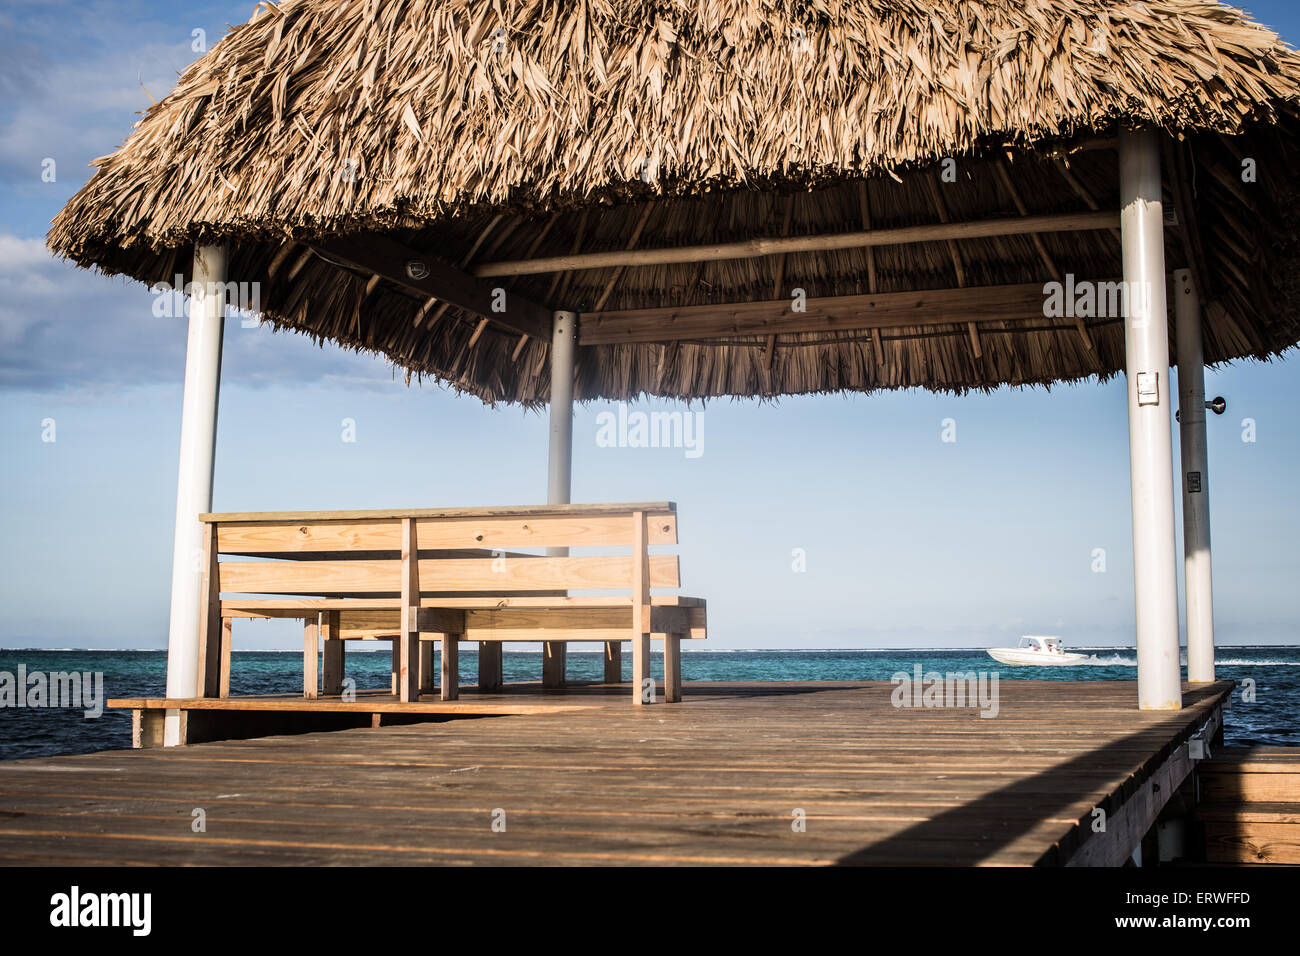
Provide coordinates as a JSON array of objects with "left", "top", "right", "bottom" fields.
[
  {"left": 547, "top": 310, "right": 577, "bottom": 507},
  {"left": 543, "top": 310, "right": 577, "bottom": 688},
  {"left": 1118, "top": 129, "right": 1182, "bottom": 711},
  {"left": 1174, "top": 268, "right": 1215, "bottom": 683},
  {"left": 163, "top": 244, "right": 227, "bottom": 745}
]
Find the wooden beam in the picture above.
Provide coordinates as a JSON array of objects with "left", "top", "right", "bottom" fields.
[
  {"left": 473, "top": 211, "right": 1120, "bottom": 278},
  {"left": 542, "top": 640, "right": 566, "bottom": 689},
  {"left": 504, "top": 212, "right": 559, "bottom": 359},
  {"left": 418, "top": 639, "right": 436, "bottom": 693},
  {"left": 197, "top": 522, "right": 222, "bottom": 698},
  {"left": 411, "top": 297, "right": 438, "bottom": 328},
  {"left": 479, "top": 641, "right": 503, "bottom": 691},
  {"left": 771, "top": 196, "right": 795, "bottom": 299},
  {"left": 203, "top": 501, "right": 676, "bottom": 523},
  {"left": 303, "top": 618, "right": 319, "bottom": 700},
  {"left": 590, "top": 203, "right": 657, "bottom": 313},
  {"left": 547, "top": 208, "right": 589, "bottom": 305},
  {"left": 1053, "top": 158, "right": 1099, "bottom": 210},
  {"left": 391, "top": 639, "right": 399, "bottom": 696},
  {"left": 1053, "top": 157, "right": 1122, "bottom": 243},
  {"left": 398, "top": 517, "right": 420, "bottom": 702},
  {"left": 664, "top": 634, "right": 682, "bottom": 703},
  {"left": 993, "top": 161, "right": 1057, "bottom": 274},
  {"left": 631, "top": 511, "right": 651, "bottom": 706},
  {"left": 441, "top": 635, "right": 459, "bottom": 701},
  {"left": 467, "top": 317, "right": 489, "bottom": 348},
  {"left": 921, "top": 176, "right": 966, "bottom": 287},
  {"left": 766, "top": 197, "right": 796, "bottom": 372},
  {"left": 921, "top": 177, "right": 982, "bottom": 361},
  {"left": 1046, "top": 135, "right": 1118, "bottom": 156},
  {"left": 462, "top": 214, "right": 506, "bottom": 266},
  {"left": 322, "top": 611, "right": 344, "bottom": 696},
  {"left": 994, "top": 159, "right": 1093, "bottom": 352},
  {"left": 1203, "top": 160, "right": 1256, "bottom": 212},
  {"left": 267, "top": 242, "right": 298, "bottom": 277},
  {"left": 286, "top": 247, "right": 314, "bottom": 280},
  {"left": 579, "top": 281, "right": 1063, "bottom": 346},
  {"left": 218, "top": 617, "right": 232, "bottom": 699},
  {"left": 310, "top": 235, "right": 551, "bottom": 340},
  {"left": 604, "top": 641, "right": 622, "bottom": 683},
  {"left": 859, "top": 184, "right": 884, "bottom": 370},
  {"left": 857, "top": 182, "right": 877, "bottom": 294}
]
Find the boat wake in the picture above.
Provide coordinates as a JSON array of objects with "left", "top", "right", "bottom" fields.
[
  {"left": 1073, "top": 655, "right": 1300, "bottom": 667},
  {"left": 1076, "top": 654, "right": 1138, "bottom": 666}
]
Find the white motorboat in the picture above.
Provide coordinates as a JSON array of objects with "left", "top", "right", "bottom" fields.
[{"left": 986, "top": 635, "right": 1087, "bottom": 667}]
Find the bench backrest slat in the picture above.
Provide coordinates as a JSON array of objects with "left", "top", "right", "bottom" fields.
[
  {"left": 219, "top": 555, "right": 680, "bottom": 595},
  {"left": 216, "top": 511, "right": 678, "bottom": 556},
  {"left": 202, "top": 502, "right": 674, "bottom": 522}
]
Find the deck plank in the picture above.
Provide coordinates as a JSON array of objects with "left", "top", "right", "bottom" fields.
[{"left": 0, "top": 680, "right": 1231, "bottom": 866}]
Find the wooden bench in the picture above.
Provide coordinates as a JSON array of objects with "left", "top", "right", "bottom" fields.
[{"left": 196, "top": 503, "right": 706, "bottom": 705}]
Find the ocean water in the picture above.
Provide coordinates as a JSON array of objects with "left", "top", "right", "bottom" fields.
[{"left": 0, "top": 647, "right": 1295, "bottom": 761}]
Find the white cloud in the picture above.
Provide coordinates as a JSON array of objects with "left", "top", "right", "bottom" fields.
[
  {"left": 0, "top": 3, "right": 220, "bottom": 188},
  {"left": 0, "top": 5, "right": 430, "bottom": 394},
  {"left": 0, "top": 235, "right": 92, "bottom": 345},
  {"left": 0, "top": 232, "right": 396, "bottom": 392}
]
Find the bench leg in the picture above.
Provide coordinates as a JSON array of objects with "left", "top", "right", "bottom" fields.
[
  {"left": 218, "top": 617, "right": 232, "bottom": 699},
  {"left": 322, "top": 613, "right": 344, "bottom": 696},
  {"left": 198, "top": 523, "right": 221, "bottom": 698},
  {"left": 633, "top": 635, "right": 651, "bottom": 705},
  {"left": 391, "top": 640, "right": 399, "bottom": 695},
  {"left": 303, "top": 618, "right": 319, "bottom": 700},
  {"left": 542, "top": 641, "right": 566, "bottom": 688},
  {"left": 664, "top": 635, "right": 682, "bottom": 703},
  {"left": 479, "top": 642, "right": 503, "bottom": 692},
  {"left": 397, "top": 515, "right": 421, "bottom": 702},
  {"left": 604, "top": 642, "right": 622, "bottom": 683},
  {"left": 418, "top": 638, "right": 435, "bottom": 694},
  {"left": 398, "top": 621, "right": 420, "bottom": 705},
  {"left": 441, "top": 635, "right": 460, "bottom": 701}
]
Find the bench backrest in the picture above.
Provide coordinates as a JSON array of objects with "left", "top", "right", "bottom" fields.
[{"left": 201, "top": 503, "right": 680, "bottom": 598}]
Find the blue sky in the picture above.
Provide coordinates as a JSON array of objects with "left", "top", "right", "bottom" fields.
[{"left": 1, "top": 0, "right": 1297, "bottom": 650}]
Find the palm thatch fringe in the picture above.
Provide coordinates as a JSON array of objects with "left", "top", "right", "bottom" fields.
[{"left": 45, "top": 0, "right": 1300, "bottom": 404}]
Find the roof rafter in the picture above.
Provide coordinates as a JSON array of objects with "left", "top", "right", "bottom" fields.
[
  {"left": 578, "top": 281, "right": 1083, "bottom": 346},
  {"left": 309, "top": 234, "right": 552, "bottom": 341},
  {"left": 473, "top": 211, "right": 1120, "bottom": 278}
]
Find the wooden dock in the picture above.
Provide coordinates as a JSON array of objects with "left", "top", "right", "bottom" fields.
[
  {"left": 1195, "top": 746, "right": 1300, "bottom": 864},
  {"left": 0, "top": 680, "right": 1231, "bottom": 866}
]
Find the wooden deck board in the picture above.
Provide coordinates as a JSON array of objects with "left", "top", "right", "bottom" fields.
[{"left": 0, "top": 680, "right": 1231, "bottom": 866}]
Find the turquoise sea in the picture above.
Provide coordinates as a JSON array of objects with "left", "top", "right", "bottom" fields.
[{"left": 0, "top": 647, "right": 1296, "bottom": 760}]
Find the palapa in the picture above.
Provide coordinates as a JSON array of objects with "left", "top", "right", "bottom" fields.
[{"left": 46, "top": 0, "right": 1300, "bottom": 404}]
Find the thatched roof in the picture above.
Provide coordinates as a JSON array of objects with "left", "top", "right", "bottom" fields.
[{"left": 48, "top": 0, "right": 1300, "bottom": 405}]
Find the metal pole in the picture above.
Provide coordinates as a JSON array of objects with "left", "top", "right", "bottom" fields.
[
  {"left": 1118, "top": 129, "right": 1182, "bottom": 711},
  {"left": 164, "top": 244, "right": 227, "bottom": 745},
  {"left": 1174, "top": 268, "right": 1215, "bottom": 683},
  {"left": 543, "top": 310, "right": 577, "bottom": 687},
  {"left": 546, "top": 310, "right": 577, "bottom": 507}
]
